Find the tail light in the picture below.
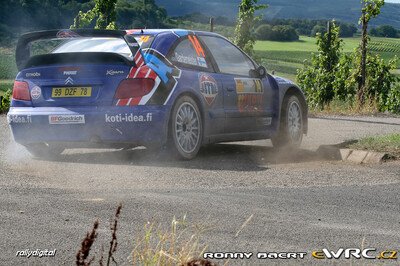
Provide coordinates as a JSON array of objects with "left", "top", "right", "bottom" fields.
[
  {"left": 115, "top": 78, "right": 155, "bottom": 99},
  {"left": 12, "top": 81, "right": 31, "bottom": 101}
]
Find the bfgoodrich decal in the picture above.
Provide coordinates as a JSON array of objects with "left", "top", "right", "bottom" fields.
[
  {"left": 49, "top": 115, "right": 85, "bottom": 125},
  {"left": 199, "top": 73, "right": 218, "bottom": 106}
]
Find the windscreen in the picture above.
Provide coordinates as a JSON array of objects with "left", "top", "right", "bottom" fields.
[{"left": 52, "top": 37, "right": 132, "bottom": 58}]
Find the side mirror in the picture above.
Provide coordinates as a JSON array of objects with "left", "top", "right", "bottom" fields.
[
  {"left": 257, "top": 66, "right": 267, "bottom": 78},
  {"left": 250, "top": 66, "right": 267, "bottom": 79}
]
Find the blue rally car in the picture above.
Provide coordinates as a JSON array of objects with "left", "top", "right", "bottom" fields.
[{"left": 8, "top": 29, "right": 308, "bottom": 159}]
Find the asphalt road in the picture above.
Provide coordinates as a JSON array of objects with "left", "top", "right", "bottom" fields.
[{"left": 1, "top": 114, "right": 400, "bottom": 265}]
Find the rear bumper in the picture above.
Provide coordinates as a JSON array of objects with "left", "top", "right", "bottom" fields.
[{"left": 7, "top": 106, "right": 170, "bottom": 146}]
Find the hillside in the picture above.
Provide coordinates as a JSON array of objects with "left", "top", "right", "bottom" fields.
[{"left": 156, "top": 0, "right": 400, "bottom": 28}]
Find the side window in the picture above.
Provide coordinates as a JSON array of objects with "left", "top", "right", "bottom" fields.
[
  {"left": 200, "top": 36, "right": 254, "bottom": 76},
  {"left": 170, "top": 37, "right": 209, "bottom": 69}
]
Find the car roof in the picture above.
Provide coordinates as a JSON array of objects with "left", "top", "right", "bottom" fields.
[{"left": 125, "top": 28, "right": 223, "bottom": 38}]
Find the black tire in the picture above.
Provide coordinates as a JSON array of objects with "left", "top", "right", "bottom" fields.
[
  {"left": 169, "top": 96, "right": 203, "bottom": 160},
  {"left": 271, "top": 94, "right": 304, "bottom": 149},
  {"left": 24, "top": 143, "right": 64, "bottom": 159}
]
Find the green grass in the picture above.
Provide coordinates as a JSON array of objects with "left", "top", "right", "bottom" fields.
[
  {"left": 349, "top": 133, "right": 400, "bottom": 158},
  {"left": 255, "top": 36, "right": 400, "bottom": 80},
  {"left": 0, "top": 80, "right": 12, "bottom": 97},
  {"left": 0, "top": 46, "right": 17, "bottom": 80},
  {"left": 0, "top": 53, "right": 17, "bottom": 80}
]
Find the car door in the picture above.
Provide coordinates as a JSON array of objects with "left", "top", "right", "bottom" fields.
[
  {"left": 199, "top": 35, "right": 272, "bottom": 134},
  {"left": 167, "top": 35, "right": 225, "bottom": 136}
]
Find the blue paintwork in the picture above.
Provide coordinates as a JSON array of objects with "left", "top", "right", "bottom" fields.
[{"left": 8, "top": 29, "right": 307, "bottom": 148}]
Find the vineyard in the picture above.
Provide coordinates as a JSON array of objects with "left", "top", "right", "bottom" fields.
[
  {"left": 369, "top": 40, "right": 400, "bottom": 53},
  {"left": 255, "top": 36, "right": 400, "bottom": 81}
]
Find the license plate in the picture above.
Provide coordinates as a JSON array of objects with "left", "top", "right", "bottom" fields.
[{"left": 52, "top": 87, "right": 92, "bottom": 98}]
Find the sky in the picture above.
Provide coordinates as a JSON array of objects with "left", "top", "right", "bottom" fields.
[{"left": 386, "top": 0, "right": 400, "bottom": 3}]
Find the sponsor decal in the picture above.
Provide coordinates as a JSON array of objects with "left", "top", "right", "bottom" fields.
[
  {"left": 174, "top": 53, "right": 198, "bottom": 66},
  {"left": 7, "top": 115, "right": 32, "bottom": 124},
  {"left": 106, "top": 70, "right": 125, "bottom": 76},
  {"left": 188, "top": 35, "right": 205, "bottom": 57},
  {"left": 49, "top": 115, "right": 85, "bottom": 125},
  {"left": 136, "top": 35, "right": 150, "bottom": 46},
  {"left": 30, "top": 86, "right": 42, "bottom": 100},
  {"left": 56, "top": 30, "right": 80, "bottom": 38},
  {"left": 105, "top": 113, "right": 153, "bottom": 123},
  {"left": 63, "top": 71, "right": 77, "bottom": 76},
  {"left": 199, "top": 73, "right": 218, "bottom": 106},
  {"left": 235, "top": 78, "right": 264, "bottom": 112},
  {"left": 26, "top": 72, "right": 40, "bottom": 78},
  {"left": 140, "top": 36, "right": 150, "bottom": 42},
  {"left": 197, "top": 57, "right": 208, "bottom": 68},
  {"left": 64, "top": 77, "right": 74, "bottom": 85}
]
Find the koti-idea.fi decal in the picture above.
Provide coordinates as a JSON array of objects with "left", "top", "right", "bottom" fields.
[
  {"left": 235, "top": 78, "right": 264, "bottom": 112},
  {"left": 199, "top": 73, "right": 218, "bottom": 106}
]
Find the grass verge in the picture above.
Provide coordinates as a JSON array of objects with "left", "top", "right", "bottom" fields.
[
  {"left": 309, "top": 98, "right": 381, "bottom": 116},
  {"left": 131, "top": 215, "right": 211, "bottom": 265},
  {"left": 349, "top": 133, "right": 400, "bottom": 158}
]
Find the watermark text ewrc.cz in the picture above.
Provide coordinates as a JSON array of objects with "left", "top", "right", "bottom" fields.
[{"left": 16, "top": 249, "right": 56, "bottom": 258}]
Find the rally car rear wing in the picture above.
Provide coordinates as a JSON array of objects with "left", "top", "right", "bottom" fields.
[{"left": 16, "top": 29, "right": 141, "bottom": 71}]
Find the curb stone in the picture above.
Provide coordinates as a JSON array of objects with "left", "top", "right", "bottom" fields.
[{"left": 316, "top": 145, "right": 388, "bottom": 164}]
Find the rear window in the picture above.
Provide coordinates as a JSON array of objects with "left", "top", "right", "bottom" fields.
[
  {"left": 133, "top": 35, "right": 154, "bottom": 49},
  {"left": 52, "top": 37, "right": 132, "bottom": 57}
]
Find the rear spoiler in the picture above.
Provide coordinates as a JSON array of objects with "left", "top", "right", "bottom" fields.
[{"left": 16, "top": 29, "right": 140, "bottom": 71}]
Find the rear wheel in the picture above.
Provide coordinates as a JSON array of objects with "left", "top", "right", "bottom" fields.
[
  {"left": 170, "top": 96, "right": 202, "bottom": 160},
  {"left": 24, "top": 143, "right": 64, "bottom": 159},
  {"left": 272, "top": 94, "right": 304, "bottom": 149}
]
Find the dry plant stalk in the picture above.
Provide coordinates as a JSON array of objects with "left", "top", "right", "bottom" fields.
[
  {"left": 107, "top": 203, "right": 122, "bottom": 266},
  {"left": 131, "top": 215, "right": 211, "bottom": 266},
  {"left": 76, "top": 220, "right": 99, "bottom": 266}
]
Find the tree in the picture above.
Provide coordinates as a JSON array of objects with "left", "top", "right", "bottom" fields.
[
  {"left": 370, "top": 25, "right": 398, "bottom": 38},
  {"left": 256, "top": 24, "right": 298, "bottom": 41},
  {"left": 116, "top": 0, "right": 168, "bottom": 29},
  {"left": 71, "top": 0, "right": 118, "bottom": 30},
  {"left": 234, "top": 0, "right": 267, "bottom": 55},
  {"left": 311, "top": 25, "right": 327, "bottom": 37},
  {"left": 357, "top": 0, "right": 384, "bottom": 105},
  {"left": 297, "top": 21, "right": 344, "bottom": 108},
  {"left": 338, "top": 23, "right": 357, "bottom": 37},
  {"left": 255, "top": 24, "right": 273, "bottom": 40}
]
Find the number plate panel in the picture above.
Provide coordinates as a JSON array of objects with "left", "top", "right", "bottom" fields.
[{"left": 51, "top": 87, "right": 92, "bottom": 98}]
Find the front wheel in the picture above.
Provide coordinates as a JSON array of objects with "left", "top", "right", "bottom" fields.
[
  {"left": 24, "top": 143, "right": 64, "bottom": 159},
  {"left": 170, "top": 96, "right": 203, "bottom": 160},
  {"left": 272, "top": 94, "right": 304, "bottom": 149}
]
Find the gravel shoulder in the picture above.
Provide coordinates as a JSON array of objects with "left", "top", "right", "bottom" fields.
[{"left": 0, "top": 115, "right": 399, "bottom": 265}]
